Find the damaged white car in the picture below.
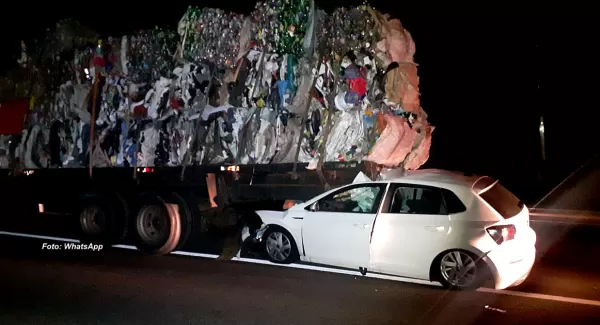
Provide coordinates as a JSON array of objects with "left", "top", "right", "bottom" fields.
[{"left": 242, "top": 169, "right": 537, "bottom": 290}]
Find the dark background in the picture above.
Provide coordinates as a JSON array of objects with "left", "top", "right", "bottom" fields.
[{"left": 1, "top": 2, "right": 598, "bottom": 202}]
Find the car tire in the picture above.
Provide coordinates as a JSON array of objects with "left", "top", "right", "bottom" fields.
[
  {"left": 262, "top": 226, "right": 299, "bottom": 264},
  {"left": 436, "top": 250, "right": 488, "bottom": 290}
]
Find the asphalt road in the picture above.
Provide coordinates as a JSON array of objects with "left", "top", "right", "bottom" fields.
[
  {"left": 1, "top": 235, "right": 600, "bottom": 325},
  {"left": 2, "top": 170, "right": 600, "bottom": 325},
  {"left": 1, "top": 217, "right": 600, "bottom": 325}
]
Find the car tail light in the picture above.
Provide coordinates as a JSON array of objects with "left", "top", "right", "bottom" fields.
[{"left": 486, "top": 224, "right": 516, "bottom": 245}]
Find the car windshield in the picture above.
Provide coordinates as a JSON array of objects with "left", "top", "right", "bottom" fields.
[
  {"left": 322, "top": 185, "right": 382, "bottom": 213},
  {"left": 338, "top": 187, "right": 380, "bottom": 213}
]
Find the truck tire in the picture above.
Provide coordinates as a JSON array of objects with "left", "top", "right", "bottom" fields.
[
  {"left": 168, "top": 191, "right": 195, "bottom": 251},
  {"left": 134, "top": 193, "right": 190, "bottom": 255},
  {"left": 78, "top": 193, "right": 129, "bottom": 245}
]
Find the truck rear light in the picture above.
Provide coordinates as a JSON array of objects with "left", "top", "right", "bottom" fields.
[
  {"left": 137, "top": 168, "right": 155, "bottom": 173},
  {"left": 22, "top": 170, "right": 35, "bottom": 176},
  {"left": 486, "top": 224, "right": 516, "bottom": 245},
  {"left": 220, "top": 165, "right": 240, "bottom": 172}
]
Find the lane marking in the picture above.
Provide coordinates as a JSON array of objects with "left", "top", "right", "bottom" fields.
[
  {"left": 0, "top": 231, "right": 79, "bottom": 243},
  {"left": 477, "top": 288, "right": 600, "bottom": 307},
  {"left": 529, "top": 215, "right": 600, "bottom": 226},
  {"left": 530, "top": 212, "right": 600, "bottom": 220},
  {"left": 114, "top": 244, "right": 223, "bottom": 259},
  {"left": 0, "top": 231, "right": 439, "bottom": 287},
  {"left": 530, "top": 219, "right": 600, "bottom": 226},
  {"left": 117, "top": 243, "right": 439, "bottom": 286},
  {"left": 533, "top": 208, "right": 600, "bottom": 216},
  {"left": 3, "top": 231, "right": 600, "bottom": 308}
]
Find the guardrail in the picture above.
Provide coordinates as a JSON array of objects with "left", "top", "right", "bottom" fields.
[{"left": 529, "top": 208, "right": 600, "bottom": 226}]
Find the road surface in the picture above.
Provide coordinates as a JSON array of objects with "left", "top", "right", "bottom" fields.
[
  {"left": 1, "top": 224, "right": 600, "bottom": 325},
  {"left": 2, "top": 184, "right": 600, "bottom": 325}
]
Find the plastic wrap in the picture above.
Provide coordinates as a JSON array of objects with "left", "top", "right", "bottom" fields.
[
  {"left": 139, "top": 126, "right": 159, "bottom": 167},
  {"left": 385, "top": 62, "right": 420, "bottom": 112},
  {"left": 404, "top": 126, "right": 435, "bottom": 170},
  {"left": 366, "top": 114, "right": 417, "bottom": 167},
  {"left": 378, "top": 19, "right": 415, "bottom": 64},
  {"left": 325, "top": 110, "right": 364, "bottom": 162}
]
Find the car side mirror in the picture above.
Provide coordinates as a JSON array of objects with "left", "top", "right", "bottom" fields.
[{"left": 307, "top": 202, "right": 318, "bottom": 212}]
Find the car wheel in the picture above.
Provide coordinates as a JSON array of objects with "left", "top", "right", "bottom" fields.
[
  {"left": 262, "top": 226, "right": 299, "bottom": 264},
  {"left": 437, "top": 250, "right": 487, "bottom": 290}
]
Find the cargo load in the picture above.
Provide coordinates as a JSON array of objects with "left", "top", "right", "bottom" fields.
[{"left": 0, "top": 1, "right": 433, "bottom": 174}]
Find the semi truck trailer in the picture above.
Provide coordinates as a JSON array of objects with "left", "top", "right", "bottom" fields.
[{"left": 0, "top": 2, "right": 433, "bottom": 258}]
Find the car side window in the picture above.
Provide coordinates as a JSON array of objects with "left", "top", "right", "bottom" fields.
[
  {"left": 441, "top": 188, "right": 467, "bottom": 214},
  {"left": 389, "top": 185, "right": 448, "bottom": 215},
  {"left": 316, "top": 184, "right": 385, "bottom": 214}
]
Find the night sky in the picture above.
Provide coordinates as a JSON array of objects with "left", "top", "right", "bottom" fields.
[{"left": 2, "top": 2, "right": 598, "bottom": 200}]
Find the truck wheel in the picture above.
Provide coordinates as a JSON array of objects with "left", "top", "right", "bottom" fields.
[
  {"left": 78, "top": 194, "right": 128, "bottom": 245},
  {"left": 134, "top": 194, "right": 186, "bottom": 255},
  {"left": 168, "top": 192, "right": 195, "bottom": 251}
]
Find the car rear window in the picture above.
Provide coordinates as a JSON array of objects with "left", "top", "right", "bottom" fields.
[{"left": 478, "top": 182, "right": 524, "bottom": 219}]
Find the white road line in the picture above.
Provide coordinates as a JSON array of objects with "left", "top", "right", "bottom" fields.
[
  {"left": 3, "top": 231, "right": 600, "bottom": 308},
  {"left": 477, "top": 288, "right": 600, "bottom": 307},
  {"left": 114, "top": 244, "right": 222, "bottom": 259},
  {"left": 113, "top": 242, "right": 439, "bottom": 286},
  {"left": 529, "top": 215, "right": 600, "bottom": 226},
  {"left": 530, "top": 212, "right": 600, "bottom": 220},
  {"left": 530, "top": 219, "right": 600, "bottom": 226},
  {"left": 0, "top": 231, "right": 79, "bottom": 243},
  {"left": 533, "top": 208, "right": 600, "bottom": 216}
]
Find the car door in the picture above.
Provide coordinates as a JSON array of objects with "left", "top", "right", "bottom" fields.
[
  {"left": 370, "top": 183, "right": 450, "bottom": 279},
  {"left": 301, "top": 183, "right": 387, "bottom": 269}
]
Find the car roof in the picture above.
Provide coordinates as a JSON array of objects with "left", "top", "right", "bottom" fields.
[{"left": 380, "top": 168, "right": 493, "bottom": 193}]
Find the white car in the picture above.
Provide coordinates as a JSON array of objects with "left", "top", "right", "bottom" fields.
[{"left": 242, "top": 169, "right": 537, "bottom": 290}]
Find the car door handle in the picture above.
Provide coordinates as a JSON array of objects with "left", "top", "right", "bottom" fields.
[
  {"left": 425, "top": 226, "right": 444, "bottom": 232},
  {"left": 354, "top": 224, "right": 370, "bottom": 229}
]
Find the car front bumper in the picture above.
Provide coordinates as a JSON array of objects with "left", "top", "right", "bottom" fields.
[
  {"left": 241, "top": 224, "right": 268, "bottom": 242},
  {"left": 241, "top": 224, "right": 269, "bottom": 248},
  {"left": 241, "top": 226, "right": 251, "bottom": 242}
]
